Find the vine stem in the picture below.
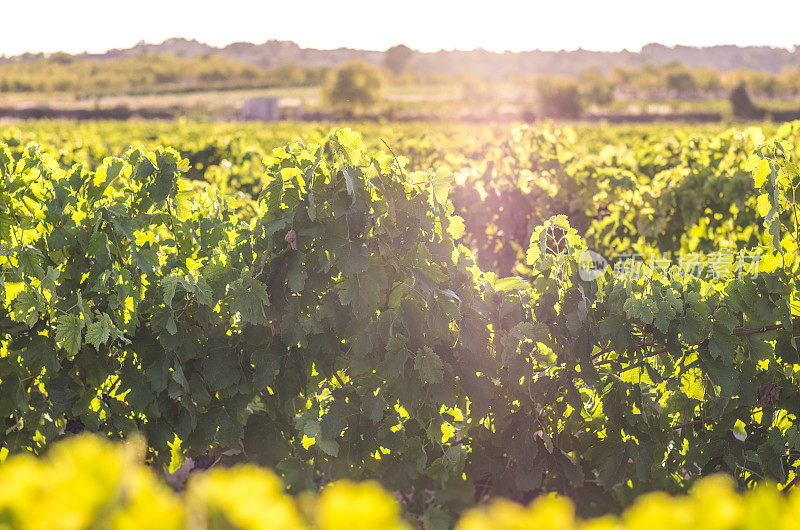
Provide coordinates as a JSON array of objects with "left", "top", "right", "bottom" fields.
[
  {"left": 380, "top": 138, "right": 404, "bottom": 176},
  {"left": 591, "top": 340, "right": 649, "bottom": 360},
  {"left": 671, "top": 417, "right": 712, "bottom": 430},
  {"left": 593, "top": 317, "right": 800, "bottom": 367},
  {"left": 783, "top": 474, "right": 800, "bottom": 493},
  {"left": 530, "top": 317, "right": 800, "bottom": 374},
  {"left": 332, "top": 370, "right": 346, "bottom": 388}
]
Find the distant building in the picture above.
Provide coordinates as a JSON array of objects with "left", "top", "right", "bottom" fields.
[
  {"left": 243, "top": 97, "right": 280, "bottom": 121},
  {"left": 281, "top": 99, "right": 304, "bottom": 121}
]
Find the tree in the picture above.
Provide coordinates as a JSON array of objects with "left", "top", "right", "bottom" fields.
[
  {"left": 729, "top": 82, "right": 766, "bottom": 119},
  {"left": 777, "top": 67, "right": 800, "bottom": 95},
  {"left": 580, "top": 68, "right": 615, "bottom": 106},
  {"left": 693, "top": 67, "right": 722, "bottom": 93},
  {"left": 383, "top": 44, "right": 414, "bottom": 75},
  {"left": 323, "top": 61, "right": 384, "bottom": 116},
  {"left": 535, "top": 77, "right": 583, "bottom": 119},
  {"left": 663, "top": 62, "right": 697, "bottom": 97}
]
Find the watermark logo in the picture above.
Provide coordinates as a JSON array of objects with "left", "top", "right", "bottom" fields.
[
  {"left": 578, "top": 249, "right": 764, "bottom": 281},
  {"left": 578, "top": 249, "right": 609, "bottom": 281}
]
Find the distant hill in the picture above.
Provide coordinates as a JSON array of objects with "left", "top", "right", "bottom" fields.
[
  {"left": 93, "top": 39, "right": 383, "bottom": 71},
  {"left": 4, "top": 39, "right": 800, "bottom": 78}
]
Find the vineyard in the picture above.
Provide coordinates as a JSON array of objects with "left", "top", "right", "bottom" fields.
[{"left": 1, "top": 120, "right": 799, "bottom": 528}]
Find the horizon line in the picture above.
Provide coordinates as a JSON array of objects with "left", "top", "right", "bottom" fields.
[{"left": 3, "top": 37, "right": 799, "bottom": 59}]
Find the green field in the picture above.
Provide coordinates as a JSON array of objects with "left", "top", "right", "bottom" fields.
[{"left": 1, "top": 119, "right": 799, "bottom": 528}]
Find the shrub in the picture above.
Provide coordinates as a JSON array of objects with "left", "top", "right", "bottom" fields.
[
  {"left": 323, "top": 61, "right": 385, "bottom": 115},
  {"left": 535, "top": 77, "right": 583, "bottom": 118}
]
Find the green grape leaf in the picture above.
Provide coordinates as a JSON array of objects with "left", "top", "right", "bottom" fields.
[
  {"left": 55, "top": 314, "right": 83, "bottom": 358},
  {"left": 414, "top": 346, "right": 444, "bottom": 384}
]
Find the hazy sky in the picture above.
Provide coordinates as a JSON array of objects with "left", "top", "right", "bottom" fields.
[{"left": 2, "top": 0, "right": 800, "bottom": 56}]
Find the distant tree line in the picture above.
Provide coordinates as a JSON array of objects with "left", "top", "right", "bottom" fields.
[
  {"left": 519, "top": 62, "right": 800, "bottom": 119},
  {"left": 9, "top": 38, "right": 800, "bottom": 91},
  {"left": 0, "top": 54, "right": 328, "bottom": 96},
  {"left": 6, "top": 46, "right": 800, "bottom": 121},
  {"left": 518, "top": 62, "right": 800, "bottom": 106}
]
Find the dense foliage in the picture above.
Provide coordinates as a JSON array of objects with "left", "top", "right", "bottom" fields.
[{"left": 1, "top": 121, "right": 799, "bottom": 527}]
